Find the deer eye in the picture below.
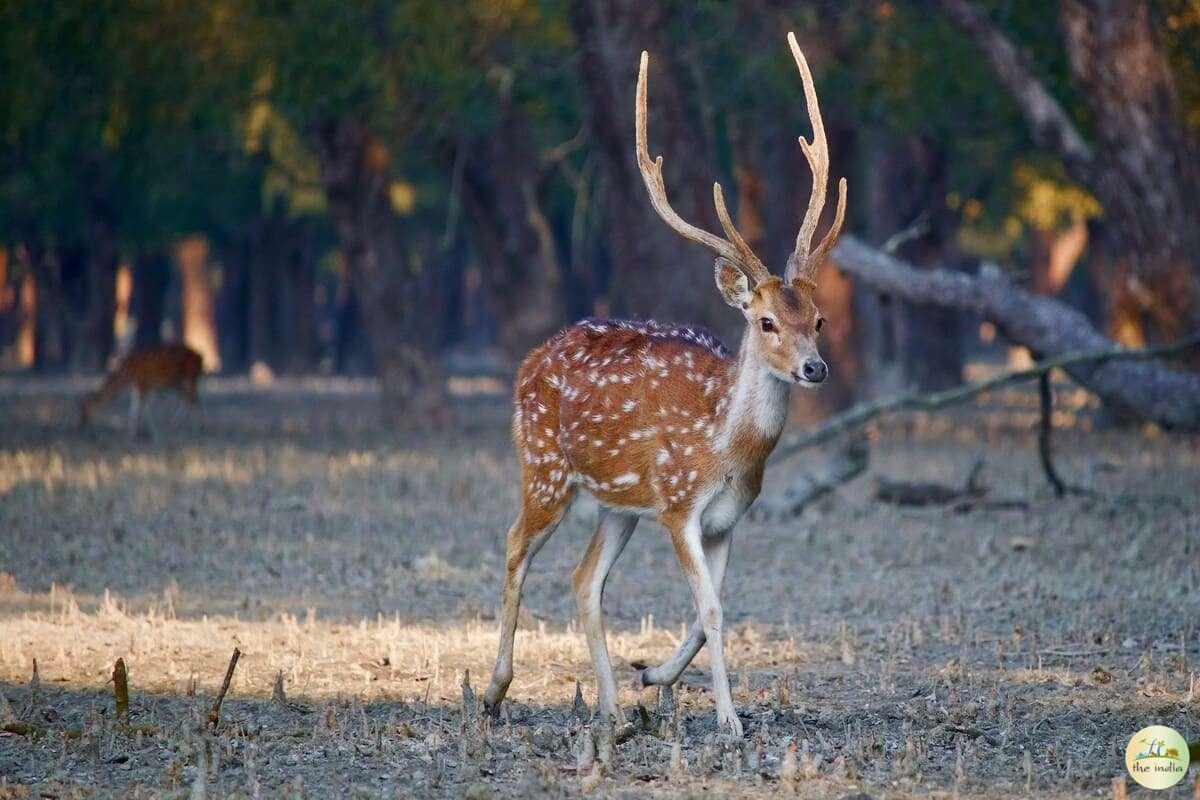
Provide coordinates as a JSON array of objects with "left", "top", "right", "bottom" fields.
[
  {"left": 760, "top": 318, "right": 776, "bottom": 333},
  {"left": 815, "top": 317, "right": 825, "bottom": 332}
]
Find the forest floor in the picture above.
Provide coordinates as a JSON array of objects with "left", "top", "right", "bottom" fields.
[{"left": 0, "top": 376, "right": 1197, "bottom": 799}]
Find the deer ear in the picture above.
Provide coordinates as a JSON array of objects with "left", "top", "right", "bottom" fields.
[{"left": 714, "top": 258, "right": 752, "bottom": 308}]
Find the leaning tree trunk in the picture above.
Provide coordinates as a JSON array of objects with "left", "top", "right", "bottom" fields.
[
  {"left": 833, "top": 236, "right": 1200, "bottom": 429},
  {"left": 315, "top": 118, "right": 445, "bottom": 424},
  {"left": 940, "top": 0, "right": 1200, "bottom": 349}
]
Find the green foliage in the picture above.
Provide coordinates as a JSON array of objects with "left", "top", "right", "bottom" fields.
[{"left": 0, "top": 0, "right": 1192, "bottom": 275}]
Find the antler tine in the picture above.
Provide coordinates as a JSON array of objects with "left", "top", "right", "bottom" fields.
[
  {"left": 713, "top": 183, "right": 771, "bottom": 284},
  {"left": 636, "top": 51, "right": 765, "bottom": 285},
  {"left": 807, "top": 176, "right": 847, "bottom": 273},
  {"left": 784, "top": 31, "right": 845, "bottom": 283}
]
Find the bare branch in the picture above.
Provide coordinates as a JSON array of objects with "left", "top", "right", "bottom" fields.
[
  {"left": 826, "top": 236, "right": 1200, "bottom": 429},
  {"left": 938, "top": 0, "right": 1095, "bottom": 181},
  {"left": 207, "top": 648, "right": 241, "bottom": 730},
  {"left": 772, "top": 327, "right": 1200, "bottom": 464},
  {"left": 752, "top": 435, "right": 868, "bottom": 519}
]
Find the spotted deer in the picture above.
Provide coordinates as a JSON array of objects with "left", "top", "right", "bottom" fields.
[
  {"left": 80, "top": 343, "right": 203, "bottom": 435},
  {"left": 483, "top": 33, "right": 846, "bottom": 736}
]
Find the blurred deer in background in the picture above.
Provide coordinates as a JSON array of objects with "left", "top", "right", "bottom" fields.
[
  {"left": 484, "top": 33, "right": 846, "bottom": 736},
  {"left": 80, "top": 343, "right": 203, "bottom": 436}
]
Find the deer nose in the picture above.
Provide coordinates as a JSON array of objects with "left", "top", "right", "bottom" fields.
[{"left": 801, "top": 358, "right": 827, "bottom": 383}]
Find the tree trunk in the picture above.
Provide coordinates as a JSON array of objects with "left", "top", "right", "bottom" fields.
[
  {"left": 17, "top": 270, "right": 35, "bottom": 368},
  {"left": 175, "top": 236, "right": 221, "bottom": 372},
  {"left": 215, "top": 240, "right": 249, "bottom": 373},
  {"left": 247, "top": 221, "right": 279, "bottom": 372},
  {"left": 25, "top": 244, "right": 68, "bottom": 371},
  {"left": 1057, "top": 0, "right": 1200, "bottom": 345},
  {"left": 334, "top": 275, "right": 370, "bottom": 375},
  {"left": 314, "top": 118, "right": 445, "bottom": 423},
  {"left": 460, "top": 162, "right": 562, "bottom": 358},
  {"left": 132, "top": 249, "right": 170, "bottom": 351},
  {"left": 833, "top": 236, "right": 1200, "bottom": 429},
  {"left": 282, "top": 222, "right": 318, "bottom": 373},
  {"left": 859, "top": 132, "right": 967, "bottom": 395},
  {"left": 71, "top": 221, "right": 119, "bottom": 373},
  {"left": 569, "top": 0, "right": 732, "bottom": 337},
  {"left": 1030, "top": 220, "right": 1087, "bottom": 297},
  {"left": 940, "top": 0, "right": 1200, "bottom": 347}
]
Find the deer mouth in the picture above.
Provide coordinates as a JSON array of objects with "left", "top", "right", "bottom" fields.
[{"left": 790, "top": 370, "right": 826, "bottom": 388}]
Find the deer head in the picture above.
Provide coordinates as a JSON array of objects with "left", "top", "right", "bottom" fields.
[{"left": 635, "top": 32, "right": 846, "bottom": 387}]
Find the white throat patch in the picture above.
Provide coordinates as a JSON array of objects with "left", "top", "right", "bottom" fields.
[{"left": 714, "top": 336, "right": 790, "bottom": 452}]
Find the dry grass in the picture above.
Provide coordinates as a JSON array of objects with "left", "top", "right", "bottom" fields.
[{"left": 0, "top": 376, "right": 1197, "bottom": 798}]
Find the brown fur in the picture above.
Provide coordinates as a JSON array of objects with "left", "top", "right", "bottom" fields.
[{"left": 79, "top": 343, "right": 203, "bottom": 429}]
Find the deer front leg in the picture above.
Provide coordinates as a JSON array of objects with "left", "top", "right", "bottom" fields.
[
  {"left": 571, "top": 509, "right": 638, "bottom": 724},
  {"left": 641, "top": 530, "right": 731, "bottom": 686},
  {"left": 665, "top": 515, "right": 742, "bottom": 737}
]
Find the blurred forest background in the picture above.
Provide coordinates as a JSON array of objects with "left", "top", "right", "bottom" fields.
[{"left": 1, "top": 0, "right": 1198, "bottom": 421}]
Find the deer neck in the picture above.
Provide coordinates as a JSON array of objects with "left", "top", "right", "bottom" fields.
[{"left": 714, "top": 330, "right": 790, "bottom": 459}]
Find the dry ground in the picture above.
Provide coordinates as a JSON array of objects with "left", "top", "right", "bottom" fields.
[{"left": 0, "top": 376, "right": 1197, "bottom": 799}]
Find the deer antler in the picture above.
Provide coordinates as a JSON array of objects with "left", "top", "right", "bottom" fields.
[
  {"left": 636, "top": 51, "right": 771, "bottom": 286},
  {"left": 784, "top": 32, "right": 847, "bottom": 285}
]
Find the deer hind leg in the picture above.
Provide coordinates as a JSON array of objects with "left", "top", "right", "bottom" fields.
[
  {"left": 128, "top": 390, "right": 147, "bottom": 438},
  {"left": 181, "top": 373, "right": 199, "bottom": 405},
  {"left": 641, "top": 529, "right": 731, "bottom": 687},
  {"left": 571, "top": 509, "right": 638, "bottom": 723},
  {"left": 664, "top": 516, "right": 742, "bottom": 736},
  {"left": 483, "top": 492, "right": 574, "bottom": 714}
]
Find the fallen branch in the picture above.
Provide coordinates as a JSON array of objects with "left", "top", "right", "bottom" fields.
[
  {"left": 753, "top": 435, "right": 868, "bottom": 519},
  {"left": 1, "top": 720, "right": 84, "bottom": 739},
  {"left": 773, "top": 329, "right": 1200, "bottom": 465},
  {"left": 207, "top": 648, "right": 241, "bottom": 730},
  {"left": 875, "top": 460, "right": 985, "bottom": 507},
  {"left": 831, "top": 236, "right": 1200, "bottom": 430},
  {"left": 945, "top": 724, "right": 1000, "bottom": 747}
]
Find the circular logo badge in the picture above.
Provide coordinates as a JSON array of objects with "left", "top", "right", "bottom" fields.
[{"left": 1125, "top": 725, "right": 1190, "bottom": 790}]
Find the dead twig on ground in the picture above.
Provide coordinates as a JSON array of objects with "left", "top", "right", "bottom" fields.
[
  {"left": 945, "top": 725, "right": 1000, "bottom": 747},
  {"left": 950, "top": 497, "right": 1029, "bottom": 513},
  {"left": 207, "top": 648, "right": 241, "bottom": 730},
  {"left": 1038, "top": 647, "right": 1109, "bottom": 659}
]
